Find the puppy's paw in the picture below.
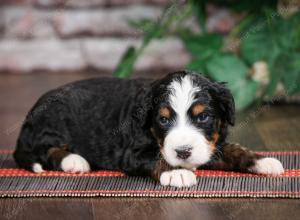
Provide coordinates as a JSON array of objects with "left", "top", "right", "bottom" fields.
[
  {"left": 250, "top": 157, "right": 284, "bottom": 175},
  {"left": 61, "top": 154, "right": 90, "bottom": 173},
  {"left": 160, "top": 169, "right": 197, "bottom": 187},
  {"left": 32, "top": 163, "right": 45, "bottom": 173}
]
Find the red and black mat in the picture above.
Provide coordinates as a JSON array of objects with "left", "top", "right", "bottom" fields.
[{"left": 0, "top": 150, "right": 299, "bottom": 198}]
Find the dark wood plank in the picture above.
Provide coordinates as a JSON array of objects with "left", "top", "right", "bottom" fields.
[
  {"left": 229, "top": 107, "right": 267, "bottom": 151},
  {"left": 91, "top": 198, "right": 300, "bottom": 220},
  {"left": 1, "top": 198, "right": 299, "bottom": 220},
  {"left": 254, "top": 105, "right": 300, "bottom": 150},
  {"left": 0, "top": 198, "right": 94, "bottom": 220}
]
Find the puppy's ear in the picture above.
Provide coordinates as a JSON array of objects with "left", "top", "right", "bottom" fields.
[
  {"left": 209, "top": 82, "right": 235, "bottom": 126},
  {"left": 133, "top": 85, "right": 153, "bottom": 128}
]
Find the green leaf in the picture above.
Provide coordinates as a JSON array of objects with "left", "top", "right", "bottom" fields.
[
  {"left": 266, "top": 53, "right": 289, "bottom": 96},
  {"left": 230, "top": 14, "right": 259, "bottom": 37},
  {"left": 143, "top": 21, "right": 164, "bottom": 45},
  {"left": 220, "top": 0, "right": 278, "bottom": 13},
  {"left": 189, "top": 0, "right": 207, "bottom": 33},
  {"left": 181, "top": 33, "right": 223, "bottom": 59},
  {"left": 128, "top": 18, "right": 164, "bottom": 46},
  {"left": 113, "top": 47, "right": 137, "bottom": 78},
  {"left": 186, "top": 58, "right": 208, "bottom": 73},
  {"left": 205, "top": 54, "right": 257, "bottom": 110},
  {"left": 281, "top": 53, "right": 300, "bottom": 95},
  {"left": 291, "top": 12, "right": 300, "bottom": 48},
  {"left": 231, "top": 79, "right": 259, "bottom": 111},
  {"left": 241, "top": 11, "right": 300, "bottom": 65},
  {"left": 206, "top": 54, "right": 248, "bottom": 88},
  {"left": 240, "top": 28, "right": 279, "bottom": 65},
  {"left": 275, "top": 11, "right": 300, "bottom": 50},
  {"left": 266, "top": 52, "right": 300, "bottom": 97},
  {"left": 240, "top": 11, "right": 300, "bottom": 97},
  {"left": 272, "top": 13, "right": 300, "bottom": 51}
]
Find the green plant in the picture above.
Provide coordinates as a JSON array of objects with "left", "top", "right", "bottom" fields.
[{"left": 114, "top": 0, "right": 300, "bottom": 111}]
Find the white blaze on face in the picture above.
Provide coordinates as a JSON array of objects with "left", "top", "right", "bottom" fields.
[{"left": 161, "top": 75, "right": 212, "bottom": 168}]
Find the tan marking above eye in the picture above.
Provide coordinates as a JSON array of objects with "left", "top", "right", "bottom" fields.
[
  {"left": 192, "top": 104, "right": 205, "bottom": 116},
  {"left": 159, "top": 107, "right": 171, "bottom": 119}
]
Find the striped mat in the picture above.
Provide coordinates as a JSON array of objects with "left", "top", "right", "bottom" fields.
[{"left": 0, "top": 150, "right": 299, "bottom": 198}]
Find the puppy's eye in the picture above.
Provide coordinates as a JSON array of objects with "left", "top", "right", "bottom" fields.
[
  {"left": 159, "top": 117, "right": 170, "bottom": 126},
  {"left": 196, "top": 113, "right": 209, "bottom": 123}
]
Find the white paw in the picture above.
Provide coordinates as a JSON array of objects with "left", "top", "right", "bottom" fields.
[
  {"left": 160, "top": 169, "right": 197, "bottom": 188},
  {"left": 32, "top": 163, "right": 44, "bottom": 173},
  {"left": 61, "top": 154, "right": 90, "bottom": 173},
  {"left": 250, "top": 157, "right": 284, "bottom": 175}
]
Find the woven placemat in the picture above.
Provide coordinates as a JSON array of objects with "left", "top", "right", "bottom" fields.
[{"left": 0, "top": 150, "right": 299, "bottom": 198}]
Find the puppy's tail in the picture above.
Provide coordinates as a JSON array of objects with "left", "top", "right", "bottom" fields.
[
  {"left": 13, "top": 146, "right": 44, "bottom": 173},
  {"left": 13, "top": 133, "right": 45, "bottom": 173}
]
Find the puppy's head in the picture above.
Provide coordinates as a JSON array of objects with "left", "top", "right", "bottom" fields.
[{"left": 149, "top": 71, "right": 235, "bottom": 169}]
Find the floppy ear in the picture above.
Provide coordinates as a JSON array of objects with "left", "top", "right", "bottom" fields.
[
  {"left": 209, "top": 82, "right": 235, "bottom": 126},
  {"left": 133, "top": 85, "right": 153, "bottom": 129}
]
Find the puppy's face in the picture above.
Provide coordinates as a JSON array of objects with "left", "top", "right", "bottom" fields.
[{"left": 150, "top": 72, "right": 235, "bottom": 169}]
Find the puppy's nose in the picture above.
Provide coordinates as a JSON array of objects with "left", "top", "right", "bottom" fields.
[{"left": 175, "top": 145, "right": 192, "bottom": 160}]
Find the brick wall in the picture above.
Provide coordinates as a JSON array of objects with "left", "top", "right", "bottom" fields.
[{"left": 0, "top": 0, "right": 236, "bottom": 74}]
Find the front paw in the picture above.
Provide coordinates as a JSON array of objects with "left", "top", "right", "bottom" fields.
[
  {"left": 160, "top": 169, "right": 197, "bottom": 187},
  {"left": 250, "top": 157, "right": 284, "bottom": 175}
]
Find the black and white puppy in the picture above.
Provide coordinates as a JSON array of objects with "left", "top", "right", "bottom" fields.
[{"left": 14, "top": 71, "right": 284, "bottom": 187}]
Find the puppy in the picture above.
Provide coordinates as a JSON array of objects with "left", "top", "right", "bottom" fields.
[{"left": 14, "top": 71, "right": 284, "bottom": 187}]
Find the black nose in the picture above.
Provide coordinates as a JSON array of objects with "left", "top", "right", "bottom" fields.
[{"left": 175, "top": 146, "right": 192, "bottom": 160}]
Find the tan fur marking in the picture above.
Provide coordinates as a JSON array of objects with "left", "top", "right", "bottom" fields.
[
  {"left": 209, "top": 142, "right": 216, "bottom": 152},
  {"left": 159, "top": 107, "right": 171, "bottom": 119},
  {"left": 213, "top": 133, "right": 219, "bottom": 144},
  {"left": 151, "top": 157, "right": 171, "bottom": 181},
  {"left": 209, "top": 133, "right": 219, "bottom": 151},
  {"left": 192, "top": 104, "right": 205, "bottom": 116},
  {"left": 47, "top": 145, "right": 70, "bottom": 164},
  {"left": 151, "top": 127, "right": 163, "bottom": 148}
]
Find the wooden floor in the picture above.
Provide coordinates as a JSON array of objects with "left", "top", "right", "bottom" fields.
[{"left": 0, "top": 73, "right": 300, "bottom": 220}]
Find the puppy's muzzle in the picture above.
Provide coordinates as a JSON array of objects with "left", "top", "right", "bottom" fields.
[{"left": 175, "top": 145, "right": 192, "bottom": 160}]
